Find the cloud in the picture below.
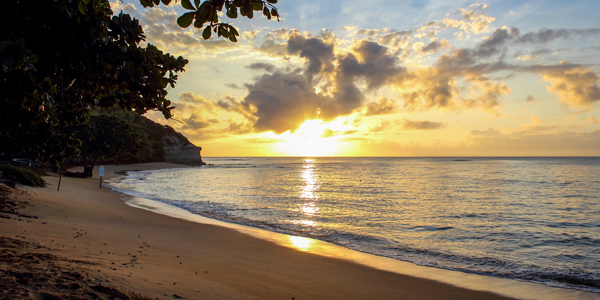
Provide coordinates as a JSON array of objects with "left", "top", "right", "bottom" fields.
[
  {"left": 179, "top": 115, "right": 219, "bottom": 131},
  {"left": 220, "top": 17, "right": 600, "bottom": 136},
  {"left": 287, "top": 32, "right": 335, "bottom": 78},
  {"left": 216, "top": 95, "right": 255, "bottom": 121},
  {"left": 337, "top": 40, "right": 405, "bottom": 90},
  {"left": 457, "top": 3, "right": 490, "bottom": 22},
  {"left": 517, "top": 28, "right": 600, "bottom": 44},
  {"left": 226, "top": 119, "right": 253, "bottom": 134},
  {"left": 532, "top": 62, "right": 600, "bottom": 108},
  {"left": 401, "top": 118, "right": 444, "bottom": 130},
  {"left": 179, "top": 92, "right": 210, "bottom": 104},
  {"left": 421, "top": 39, "right": 449, "bottom": 53},
  {"left": 516, "top": 48, "right": 561, "bottom": 61},
  {"left": 225, "top": 82, "right": 244, "bottom": 89},
  {"left": 239, "top": 30, "right": 260, "bottom": 41},
  {"left": 263, "top": 28, "right": 290, "bottom": 41},
  {"left": 525, "top": 95, "right": 539, "bottom": 102},
  {"left": 380, "top": 30, "right": 413, "bottom": 47},
  {"left": 170, "top": 92, "right": 255, "bottom": 136},
  {"left": 256, "top": 38, "right": 288, "bottom": 56},
  {"left": 198, "top": 39, "right": 239, "bottom": 51},
  {"left": 369, "top": 119, "right": 393, "bottom": 133},
  {"left": 364, "top": 97, "right": 399, "bottom": 116},
  {"left": 391, "top": 22, "right": 600, "bottom": 112},
  {"left": 357, "top": 29, "right": 387, "bottom": 36},
  {"left": 340, "top": 25, "right": 358, "bottom": 33},
  {"left": 242, "top": 72, "right": 326, "bottom": 133},
  {"left": 246, "top": 62, "right": 276, "bottom": 73},
  {"left": 517, "top": 54, "right": 541, "bottom": 61},
  {"left": 513, "top": 115, "right": 558, "bottom": 132},
  {"left": 440, "top": 4, "right": 495, "bottom": 35},
  {"left": 473, "top": 27, "right": 519, "bottom": 58},
  {"left": 462, "top": 81, "right": 511, "bottom": 111},
  {"left": 470, "top": 128, "right": 502, "bottom": 137},
  {"left": 590, "top": 116, "right": 599, "bottom": 124}
]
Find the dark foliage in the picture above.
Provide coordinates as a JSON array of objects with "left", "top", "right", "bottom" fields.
[
  {"left": 1, "top": 0, "right": 279, "bottom": 170},
  {"left": 1, "top": 0, "right": 188, "bottom": 168},
  {"left": 69, "top": 108, "right": 194, "bottom": 177},
  {"left": 0, "top": 164, "right": 46, "bottom": 187}
]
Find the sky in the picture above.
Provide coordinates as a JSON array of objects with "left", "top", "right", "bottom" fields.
[{"left": 109, "top": 0, "right": 600, "bottom": 157}]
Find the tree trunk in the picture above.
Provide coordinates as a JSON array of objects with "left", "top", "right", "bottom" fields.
[{"left": 83, "top": 155, "right": 98, "bottom": 178}]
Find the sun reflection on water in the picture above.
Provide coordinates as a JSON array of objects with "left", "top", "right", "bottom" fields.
[
  {"left": 296, "top": 159, "right": 321, "bottom": 227},
  {"left": 289, "top": 235, "right": 313, "bottom": 251}
]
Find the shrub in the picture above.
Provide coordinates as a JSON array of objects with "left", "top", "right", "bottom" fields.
[{"left": 0, "top": 164, "right": 47, "bottom": 187}]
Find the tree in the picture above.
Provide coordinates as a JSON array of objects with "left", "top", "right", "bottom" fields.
[
  {"left": 1, "top": 0, "right": 187, "bottom": 168},
  {"left": 1, "top": 0, "right": 279, "bottom": 169},
  {"left": 72, "top": 109, "right": 152, "bottom": 177}
]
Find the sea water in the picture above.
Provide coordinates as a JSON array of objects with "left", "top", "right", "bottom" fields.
[{"left": 107, "top": 157, "right": 600, "bottom": 293}]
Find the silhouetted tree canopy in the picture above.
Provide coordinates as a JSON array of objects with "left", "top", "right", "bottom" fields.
[{"left": 0, "top": 0, "right": 279, "bottom": 168}]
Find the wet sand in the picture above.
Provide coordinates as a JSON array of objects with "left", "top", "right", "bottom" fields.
[{"left": 0, "top": 163, "right": 596, "bottom": 299}]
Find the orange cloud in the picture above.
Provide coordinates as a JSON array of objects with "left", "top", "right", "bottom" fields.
[{"left": 538, "top": 64, "right": 600, "bottom": 108}]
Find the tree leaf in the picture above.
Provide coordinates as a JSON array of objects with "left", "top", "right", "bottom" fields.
[
  {"left": 266, "top": 0, "right": 277, "bottom": 3},
  {"left": 219, "top": 26, "right": 229, "bottom": 38},
  {"left": 263, "top": 6, "right": 271, "bottom": 20},
  {"left": 227, "top": 7, "right": 238, "bottom": 19},
  {"left": 78, "top": 1, "right": 86, "bottom": 15},
  {"left": 194, "top": 0, "right": 200, "bottom": 8},
  {"left": 252, "top": 2, "right": 263, "bottom": 11},
  {"left": 202, "top": 25, "right": 212, "bottom": 39},
  {"left": 177, "top": 12, "right": 195, "bottom": 28},
  {"left": 181, "top": 0, "right": 195, "bottom": 10},
  {"left": 161, "top": 0, "right": 172, "bottom": 4},
  {"left": 230, "top": 26, "right": 239, "bottom": 36}
]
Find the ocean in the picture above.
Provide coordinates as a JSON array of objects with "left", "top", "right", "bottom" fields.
[{"left": 107, "top": 157, "right": 600, "bottom": 293}]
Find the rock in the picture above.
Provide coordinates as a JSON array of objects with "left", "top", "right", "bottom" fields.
[{"left": 163, "top": 135, "right": 205, "bottom": 165}]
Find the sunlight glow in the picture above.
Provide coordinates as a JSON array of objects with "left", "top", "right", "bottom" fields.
[
  {"left": 289, "top": 235, "right": 313, "bottom": 251},
  {"left": 272, "top": 119, "right": 351, "bottom": 156}
]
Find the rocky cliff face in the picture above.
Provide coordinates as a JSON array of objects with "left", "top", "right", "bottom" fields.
[{"left": 163, "top": 135, "right": 205, "bottom": 165}]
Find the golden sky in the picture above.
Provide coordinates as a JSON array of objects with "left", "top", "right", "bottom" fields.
[{"left": 111, "top": 1, "right": 600, "bottom": 156}]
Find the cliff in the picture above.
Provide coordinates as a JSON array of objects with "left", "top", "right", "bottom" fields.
[{"left": 162, "top": 135, "right": 205, "bottom": 165}]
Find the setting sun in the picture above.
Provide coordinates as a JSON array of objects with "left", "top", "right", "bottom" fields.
[{"left": 271, "top": 120, "right": 348, "bottom": 156}]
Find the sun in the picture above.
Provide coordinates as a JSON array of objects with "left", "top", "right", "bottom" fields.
[{"left": 272, "top": 119, "right": 347, "bottom": 156}]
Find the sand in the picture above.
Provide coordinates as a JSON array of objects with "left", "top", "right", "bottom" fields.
[{"left": 0, "top": 163, "right": 597, "bottom": 299}]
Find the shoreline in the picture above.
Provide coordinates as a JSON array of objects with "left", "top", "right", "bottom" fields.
[{"left": 1, "top": 162, "right": 598, "bottom": 299}]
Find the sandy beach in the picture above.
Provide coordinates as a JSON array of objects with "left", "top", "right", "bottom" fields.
[{"left": 0, "top": 163, "right": 597, "bottom": 299}]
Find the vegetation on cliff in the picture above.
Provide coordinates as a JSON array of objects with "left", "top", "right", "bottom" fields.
[{"left": 67, "top": 108, "right": 193, "bottom": 177}]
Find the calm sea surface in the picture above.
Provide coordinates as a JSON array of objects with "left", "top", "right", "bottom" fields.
[{"left": 107, "top": 157, "right": 600, "bottom": 292}]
